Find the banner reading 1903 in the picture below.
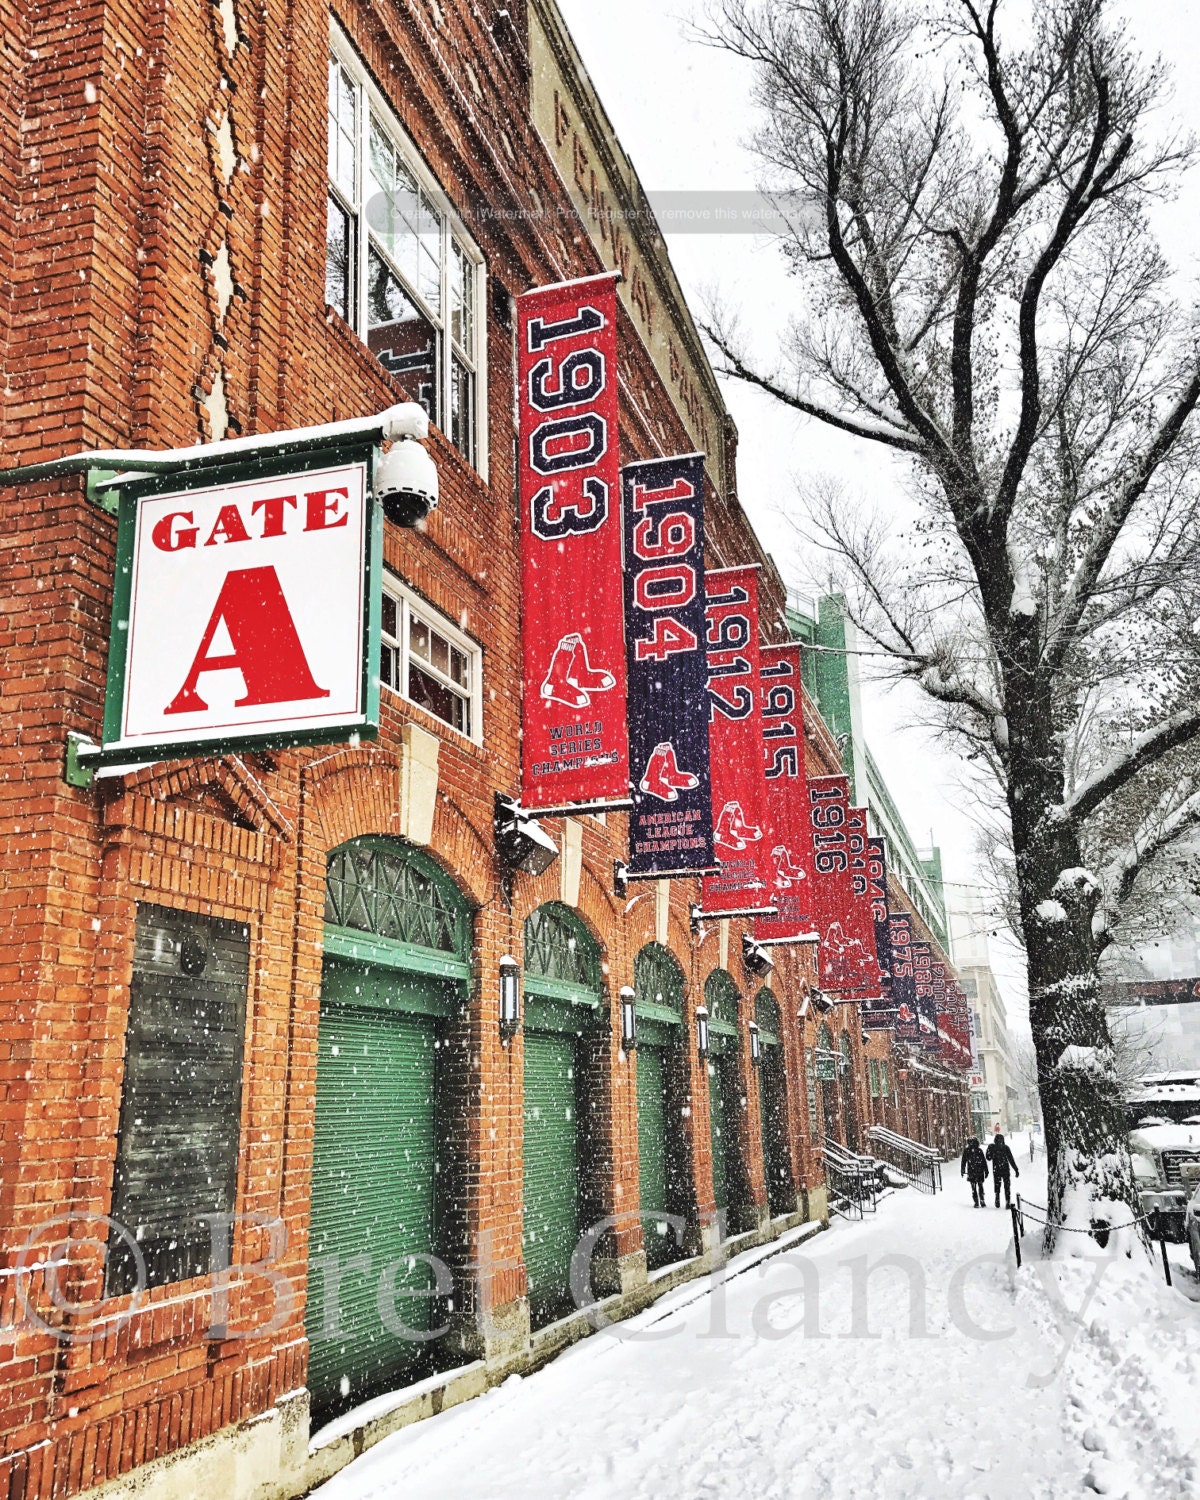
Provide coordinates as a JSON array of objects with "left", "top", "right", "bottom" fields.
[
  {"left": 622, "top": 454, "right": 714, "bottom": 875},
  {"left": 518, "top": 273, "right": 629, "bottom": 811}
]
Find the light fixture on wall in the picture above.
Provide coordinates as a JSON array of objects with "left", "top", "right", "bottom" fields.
[
  {"left": 811, "top": 990, "right": 834, "bottom": 1016},
  {"left": 695, "top": 1004, "right": 710, "bottom": 1059},
  {"left": 749, "top": 1021, "right": 762, "bottom": 1067},
  {"left": 494, "top": 793, "right": 559, "bottom": 876},
  {"left": 620, "top": 986, "right": 637, "bottom": 1052},
  {"left": 499, "top": 954, "right": 521, "bottom": 1039},
  {"left": 741, "top": 933, "right": 774, "bottom": 978}
]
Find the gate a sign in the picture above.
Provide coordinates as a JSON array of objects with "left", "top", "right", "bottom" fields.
[{"left": 99, "top": 458, "right": 379, "bottom": 765}]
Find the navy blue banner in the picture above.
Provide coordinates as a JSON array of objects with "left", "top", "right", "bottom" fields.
[
  {"left": 622, "top": 455, "right": 714, "bottom": 875},
  {"left": 862, "top": 836, "right": 896, "bottom": 1029},
  {"left": 889, "top": 910, "right": 920, "bottom": 1041}
]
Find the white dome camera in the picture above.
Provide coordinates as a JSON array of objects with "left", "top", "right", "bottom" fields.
[{"left": 374, "top": 402, "right": 439, "bottom": 526}]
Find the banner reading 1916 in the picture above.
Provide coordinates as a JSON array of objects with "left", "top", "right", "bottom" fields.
[
  {"left": 518, "top": 273, "right": 629, "bottom": 811},
  {"left": 755, "top": 642, "right": 814, "bottom": 942},
  {"left": 622, "top": 453, "right": 714, "bottom": 875},
  {"left": 701, "top": 565, "right": 774, "bottom": 917}
]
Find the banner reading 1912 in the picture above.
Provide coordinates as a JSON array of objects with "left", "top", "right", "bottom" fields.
[
  {"left": 518, "top": 273, "right": 629, "bottom": 810},
  {"left": 622, "top": 454, "right": 714, "bottom": 875},
  {"left": 755, "top": 642, "right": 814, "bottom": 942},
  {"left": 701, "top": 565, "right": 774, "bottom": 917}
]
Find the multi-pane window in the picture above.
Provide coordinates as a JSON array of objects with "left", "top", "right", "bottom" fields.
[
  {"left": 327, "top": 32, "right": 484, "bottom": 469},
  {"left": 380, "top": 577, "right": 481, "bottom": 741}
]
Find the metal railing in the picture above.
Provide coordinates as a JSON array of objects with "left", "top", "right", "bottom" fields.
[
  {"left": 867, "top": 1125, "right": 944, "bottom": 1195},
  {"left": 821, "top": 1139, "right": 888, "bottom": 1219}
]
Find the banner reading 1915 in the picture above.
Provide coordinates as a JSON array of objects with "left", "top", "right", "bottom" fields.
[
  {"left": 518, "top": 273, "right": 629, "bottom": 811},
  {"left": 755, "top": 642, "right": 814, "bottom": 942},
  {"left": 701, "top": 565, "right": 774, "bottom": 917},
  {"left": 622, "top": 454, "right": 714, "bottom": 875}
]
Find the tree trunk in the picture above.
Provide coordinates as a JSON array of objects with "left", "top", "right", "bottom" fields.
[{"left": 1006, "top": 689, "right": 1140, "bottom": 1251}]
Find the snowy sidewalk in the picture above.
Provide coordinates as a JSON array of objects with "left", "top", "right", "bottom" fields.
[{"left": 312, "top": 1172, "right": 1200, "bottom": 1500}]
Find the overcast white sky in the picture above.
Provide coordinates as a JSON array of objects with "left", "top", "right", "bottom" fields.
[{"left": 553, "top": 0, "right": 1200, "bottom": 1025}]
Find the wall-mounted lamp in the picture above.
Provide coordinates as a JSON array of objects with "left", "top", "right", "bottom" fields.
[
  {"left": 749, "top": 1021, "right": 762, "bottom": 1067},
  {"left": 742, "top": 933, "right": 774, "bottom": 978},
  {"left": 811, "top": 990, "right": 834, "bottom": 1016},
  {"left": 696, "top": 1004, "right": 710, "bottom": 1059},
  {"left": 797, "top": 994, "right": 811, "bottom": 1022},
  {"left": 495, "top": 794, "right": 559, "bottom": 876},
  {"left": 499, "top": 954, "right": 521, "bottom": 1039},
  {"left": 620, "top": 986, "right": 637, "bottom": 1052}
]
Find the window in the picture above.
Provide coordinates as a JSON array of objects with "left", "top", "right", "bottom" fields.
[
  {"left": 869, "top": 1058, "right": 880, "bottom": 1098},
  {"left": 106, "top": 906, "right": 249, "bottom": 1296},
  {"left": 805, "top": 1049, "right": 820, "bottom": 1141},
  {"left": 380, "top": 576, "right": 481, "bottom": 741},
  {"left": 327, "top": 30, "right": 485, "bottom": 470},
  {"left": 880, "top": 1060, "right": 890, "bottom": 1098}
]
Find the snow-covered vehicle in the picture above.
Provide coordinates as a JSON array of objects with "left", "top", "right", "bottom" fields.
[
  {"left": 1130, "top": 1118, "right": 1200, "bottom": 1243},
  {"left": 1188, "top": 1182, "right": 1200, "bottom": 1278}
]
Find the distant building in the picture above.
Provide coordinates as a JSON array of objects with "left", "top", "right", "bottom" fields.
[{"left": 947, "top": 885, "right": 1017, "bottom": 1133}]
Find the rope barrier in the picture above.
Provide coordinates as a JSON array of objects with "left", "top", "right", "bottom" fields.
[{"left": 1009, "top": 1195, "right": 1177, "bottom": 1286}]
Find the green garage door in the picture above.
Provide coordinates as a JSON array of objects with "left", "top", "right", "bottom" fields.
[
  {"left": 705, "top": 970, "right": 742, "bottom": 1228},
  {"left": 307, "top": 838, "right": 471, "bottom": 1429},
  {"left": 521, "top": 903, "right": 602, "bottom": 1329},
  {"left": 637, "top": 1044, "right": 672, "bottom": 1269},
  {"left": 755, "top": 990, "right": 791, "bottom": 1218},
  {"left": 523, "top": 1030, "right": 580, "bottom": 1326},
  {"left": 635, "top": 944, "right": 686, "bottom": 1270},
  {"left": 307, "top": 1002, "right": 438, "bottom": 1422}
]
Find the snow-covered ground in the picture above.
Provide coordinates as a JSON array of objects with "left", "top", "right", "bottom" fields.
[{"left": 313, "top": 1144, "right": 1200, "bottom": 1499}]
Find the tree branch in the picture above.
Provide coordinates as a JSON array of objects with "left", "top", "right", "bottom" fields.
[{"left": 1064, "top": 704, "right": 1200, "bottom": 823}]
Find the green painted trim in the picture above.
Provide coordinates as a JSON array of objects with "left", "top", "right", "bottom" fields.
[
  {"left": 322, "top": 925, "right": 471, "bottom": 982},
  {"left": 524, "top": 972, "right": 602, "bottom": 1005},
  {"left": 320, "top": 957, "right": 459, "bottom": 1019},
  {"left": 638, "top": 1000, "right": 682, "bottom": 1028},
  {"left": 103, "top": 491, "right": 137, "bottom": 746}
]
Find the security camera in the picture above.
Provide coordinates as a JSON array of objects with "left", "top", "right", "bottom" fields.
[{"left": 374, "top": 402, "right": 438, "bottom": 526}]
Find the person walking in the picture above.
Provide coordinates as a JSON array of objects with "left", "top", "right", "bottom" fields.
[
  {"left": 986, "top": 1132, "right": 1020, "bottom": 1207},
  {"left": 960, "top": 1137, "right": 988, "bottom": 1208}
]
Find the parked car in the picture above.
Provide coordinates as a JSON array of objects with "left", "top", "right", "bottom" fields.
[
  {"left": 1129, "top": 1118, "right": 1200, "bottom": 1242},
  {"left": 1187, "top": 1181, "right": 1200, "bottom": 1279}
]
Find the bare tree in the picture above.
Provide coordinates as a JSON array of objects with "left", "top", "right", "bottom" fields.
[{"left": 698, "top": 0, "right": 1200, "bottom": 1246}]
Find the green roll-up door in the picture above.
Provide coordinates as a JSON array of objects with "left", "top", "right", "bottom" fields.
[
  {"left": 708, "top": 1058, "right": 729, "bottom": 1216},
  {"left": 307, "top": 1003, "right": 439, "bottom": 1425},
  {"left": 637, "top": 1044, "right": 673, "bottom": 1270},
  {"left": 760, "top": 1053, "right": 790, "bottom": 1217},
  {"left": 523, "top": 1030, "right": 579, "bottom": 1327}
]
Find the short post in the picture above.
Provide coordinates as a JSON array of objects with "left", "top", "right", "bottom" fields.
[
  {"left": 1010, "top": 1202, "right": 1023, "bottom": 1268},
  {"left": 1153, "top": 1212, "right": 1173, "bottom": 1288}
]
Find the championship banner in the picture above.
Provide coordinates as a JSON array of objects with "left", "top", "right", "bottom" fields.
[
  {"left": 912, "top": 942, "right": 939, "bottom": 1048},
  {"left": 807, "top": 775, "right": 875, "bottom": 995},
  {"left": 518, "top": 273, "right": 629, "bottom": 811},
  {"left": 861, "top": 836, "right": 896, "bottom": 1028},
  {"left": 889, "top": 910, "right": 920, "bottom": 1041},
  {"left": 845, "top": 805, "right": 883, "bottom": 1000},
  {"left": 700, "top": 566, "right": 774, "bottom": 917},
  {"left": 755, "top": 642, "right": 815, "bottom": 942},
  {"left": 622, "top": 454, "right": 714, "bottom": 875}
]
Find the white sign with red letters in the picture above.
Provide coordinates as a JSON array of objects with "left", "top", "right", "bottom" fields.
[{"left": 113, "top": 461, "right": 370, "bottom": 755}]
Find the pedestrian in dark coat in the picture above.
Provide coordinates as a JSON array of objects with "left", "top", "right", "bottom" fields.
[
  {"left": 960, "top": 1138, "right": 988, "bottom": 1207},
  {"left": 986, "top": 1133, "right": 1020, "bottom": 1207}
]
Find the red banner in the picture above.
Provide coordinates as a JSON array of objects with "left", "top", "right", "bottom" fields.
[
  {"left": 807, "top": 775, "right": 876, "bottom": 995},
  {"left": 700, "top": 567, "right": 774, "bottom": 917},
  {"left": 755, "top": 642, "right": 815, "bottom": 941},
  {"left": 517, "top": 274, "right": 629, "bottom": 810},
  {"left": 845, "top": 805, "right": 883, "bottom": 1000}
]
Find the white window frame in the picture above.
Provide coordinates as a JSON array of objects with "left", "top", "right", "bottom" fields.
[
  {"left": 327, "top": 21, "right": 488, "bottom": 479},
  {"left": 380, "top": 574, "right": 483, "bottom": 745}
]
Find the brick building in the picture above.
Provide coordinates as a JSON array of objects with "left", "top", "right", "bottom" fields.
[{"left": 0, "top": 1, "right": 966, "bottom": 1496}]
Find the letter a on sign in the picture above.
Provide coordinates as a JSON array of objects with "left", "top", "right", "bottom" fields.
[
  {"left": 111, "top": 461, "right": 373, "bottom": 761},
  {"left": 165, "top": 567, "right": 329, "bottom": 714}
]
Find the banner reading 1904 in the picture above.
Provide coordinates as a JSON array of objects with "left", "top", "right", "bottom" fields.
[
  {"left": 518, "top": 273, "right": 629, "bottom": 811},
  {"left": 622, "top": 454, "right": 714, "bottom": 875}
]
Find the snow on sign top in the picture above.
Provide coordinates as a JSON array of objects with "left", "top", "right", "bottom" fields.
[{"left": 106, "top": 459, "right": 376, "bottom": 763}]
